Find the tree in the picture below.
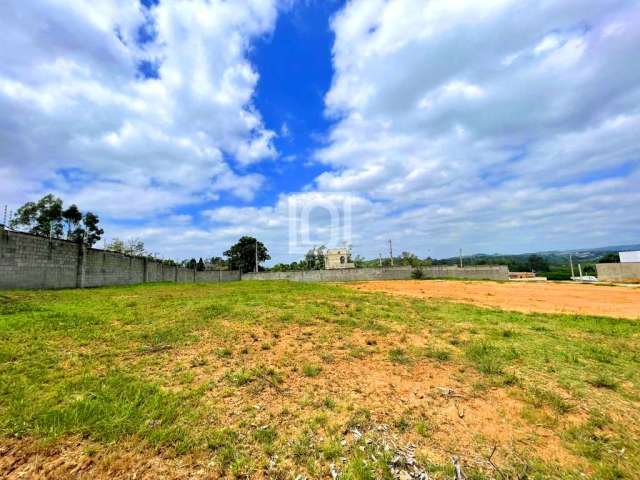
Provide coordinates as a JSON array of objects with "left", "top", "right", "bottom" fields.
[
  {"left": 197, "top": 257, "right": 205, "bottom": 271},
  {"left": 353, "top": 254, "right": 366, "bottom": 268},
  {"left": 80, "top": 212, "right": 103, "bottom": 247},
  {"left": 304, "top": 245, "right": 326, "bottom": 270},
  {"left": 62, "top": 204, "right": 82, "bottom": 238},
  {"left": 527, "top": 254, "right": 549, "bottom": 272},
  {"left": 400, "top": 251, "right": 419, "bottom": 267},
  {"left": 209, "top": 256, "right": 227, "bottom": 269},
  {"left": 223, "top": 236, "right": 270, "bottom": 273},
  {"left": 11, "top": 194, "right": 64, "bottom": 238},
  {"left": 105, "top": 238, "right": 125, "bottom": 253},
  {"left": 185, "top": 258, "right": 197, "bottom": 269},
  {"left": 124, "top": 238, "right": 146, "bottom": 256},
  {"left": 105, "top": 238, "right": 146, "bottom": 256},
  {"left": 599, "top": 252, "right": 620, "bottom": 263}
]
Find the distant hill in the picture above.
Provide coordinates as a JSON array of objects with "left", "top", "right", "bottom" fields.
[
  {"left": 430, "top": 244, "right": 638, "bottom": 279},
  {"left": 451, "top": 244, "right": 640, "bottom": 265}
]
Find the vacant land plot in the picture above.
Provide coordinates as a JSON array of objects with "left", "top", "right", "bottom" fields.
[
  {"left": 1, "top": 281, "right": 639, "bottom": 479},
  {"left": 350, "top": 280, "right": 640, "bottom": 319}
]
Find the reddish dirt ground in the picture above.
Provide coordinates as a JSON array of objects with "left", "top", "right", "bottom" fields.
[{"left": 348, "top": 280, "right": 640, "bottom": 319}]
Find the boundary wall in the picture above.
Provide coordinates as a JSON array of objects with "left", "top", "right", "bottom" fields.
[
  {"left": 0, "top": 226, "right": 240, "bottom": 289},
  {"left": 242, "top": 265, "right": 509, "bottom": 282},
  {"left": 596, "top": 263, "right": 640, "bottom": 282}
]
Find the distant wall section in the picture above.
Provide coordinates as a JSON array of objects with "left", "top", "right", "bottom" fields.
[
  {"left": 242, "top": 265, "right": 509, "bottom": 282},
  {"left": 597, "top": 263, "right": 640, "bottom": 282}
]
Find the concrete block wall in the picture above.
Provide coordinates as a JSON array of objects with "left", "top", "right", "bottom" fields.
[
  {"left": 195, "top": 270, "right": 241, "bottom": 283},
  {"left": 0, "top": 227, "right": 80, "bottom": 289},
  {"left": 0, "top": 226, "right": 240, "bottom": 290},
  {"left": 596, "top": 263, "right": 640, "bottom": 282},
  {"left": 242, "top": 265, "right": 509, "bottom": 282},
  {"left": 422, "top": 265, "right": 509, "bottom": 280},
  {"left": 84, "top": 250, "right": 146, "bottom": 287}
]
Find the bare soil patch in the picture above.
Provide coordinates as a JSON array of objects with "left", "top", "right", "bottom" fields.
[{"left": 348, "top": 280, "right": 640, "bottom": 319}]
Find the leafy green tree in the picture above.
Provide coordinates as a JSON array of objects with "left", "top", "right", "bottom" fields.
[
  {"left": 185, "top": 258, "right": 197, "bottom": 269},
  {"left": 304, "top": 245, "right": 326, "bottom": 270},
  {"left": 62, "top": 204, "right": 82, "bottom": 238},
  {"left": 78, "top": 212, "right": 103, "bottom": 247},
  {"left": 400, "top": 251, "right": 419, "bottom": 267},
  {"left": 599, "top": 252, "right": 620, "bottom": 263},
  {"left": 352, "top": 254, "right": 366, "bottom": 268},
  {"left": 197, "top": 258, "right": 205, "bottom": 271},
  {"left": 224, "top": 236, "right": 270, "bottom": 273},
  {"left": 209, "top": 256, "right": 226, "bottom": 269},
  {"left": 527, "top": 254, "right": 549, "bottom": 272},
  {"left": 105, "top": 238, "right": 125, "bottom": 253},
  {"left": 106, "top": 238, "right": 146, "bottom": 256},
  {"left": 11, "top": 194, "right": 64, "bottom": 237}
]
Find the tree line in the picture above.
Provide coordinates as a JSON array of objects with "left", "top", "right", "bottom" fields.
[{"left": 9, "top": 194, "right": 103, "bottom": 246}]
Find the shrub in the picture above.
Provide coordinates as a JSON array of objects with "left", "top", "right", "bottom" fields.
[{"left": 411, "top": 268, "right": 424, "bottom": 279}]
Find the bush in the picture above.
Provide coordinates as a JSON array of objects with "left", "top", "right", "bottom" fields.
[{"left": 411, "top": 268, "right": 424, "bottom": 279}]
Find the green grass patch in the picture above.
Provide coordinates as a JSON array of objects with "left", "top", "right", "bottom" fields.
[
  {"left": 388, "top": 347, "right": 411, "bottom": 364},
  {"left": 302, "top": 363, "right": 322, "bottom": 377}
]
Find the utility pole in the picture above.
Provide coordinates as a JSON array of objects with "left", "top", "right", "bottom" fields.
[
  {"left": 389, "top": 240, "right": 394, "bottom": 266},
  {"left": 255, "top": 240, "right": 258, "bottom": 273},
  {"left": 569, "top": 254, "right": 575, "bottom": 278},
  {"left": 578, "top": 263, "right": 583, "bottom": 279},
  {"left": 378, "top": 253, "right": 383, "bottom": 267},
  {"left": 2, "top": 205, "right": 6, "bottom": 226},
  {"left": 459, "top": 248, "right": 463, "bottom": 268}
]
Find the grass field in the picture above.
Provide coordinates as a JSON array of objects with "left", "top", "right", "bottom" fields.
[{"left": 1, "top": 281, "right": 639, "bottom": 479}]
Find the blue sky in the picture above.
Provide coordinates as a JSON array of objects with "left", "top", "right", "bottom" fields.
[
  {"left": 247, "top": 0, "right": 343, "bottom": 206},
  {"left": 1, "top": 0, "right": 639, "bottom": 263}
]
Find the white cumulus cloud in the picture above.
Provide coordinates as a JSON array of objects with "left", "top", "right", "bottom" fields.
[{"left": 0, "top": 0, "right": 279, "bottom": 219}]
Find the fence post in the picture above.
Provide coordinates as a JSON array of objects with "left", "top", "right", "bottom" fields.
[{"left": 143, "top": 257, "right": 148, "bottom": 283}]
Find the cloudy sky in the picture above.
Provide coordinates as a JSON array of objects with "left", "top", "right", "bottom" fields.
[{"left": 2, "top": 0, "right": 639, "bottom": 263}]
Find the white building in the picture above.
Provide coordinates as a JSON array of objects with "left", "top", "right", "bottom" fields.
[{"left": 325, "top": 248, "right": 355, "bottom": 270}]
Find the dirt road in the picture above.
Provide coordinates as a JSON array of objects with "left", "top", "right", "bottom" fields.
[{"left": 348, "top": 280, "right": 640, "bottom": 319}]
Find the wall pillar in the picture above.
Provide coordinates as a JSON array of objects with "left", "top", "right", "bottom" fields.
[
  {"left": 143, "top": 257, "right": 148, "bottom": 283},
  {"left": 76, "top": 243, "right": 86, "bottom": 288}
]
